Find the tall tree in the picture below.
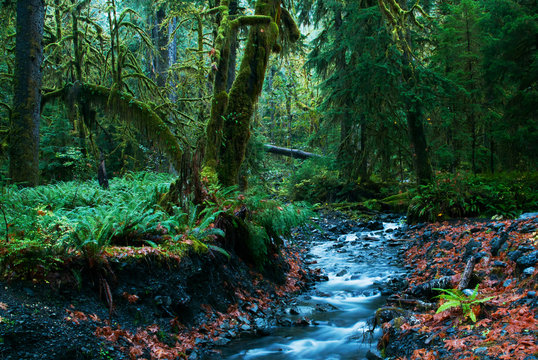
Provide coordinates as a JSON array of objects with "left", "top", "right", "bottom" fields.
[
  {"left": 9, "top": 0, "right": 45, "bottom": 186},
  {"left": 205, "top": 0, "right": 300, "bottom": 186}
]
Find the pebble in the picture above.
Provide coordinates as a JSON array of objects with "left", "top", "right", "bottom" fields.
[
  {"left": 503, "top": 279, "right": 512, "bottom": 287},
  {"left": 527, "top": 291, "right": 536, "bottom": 298}
]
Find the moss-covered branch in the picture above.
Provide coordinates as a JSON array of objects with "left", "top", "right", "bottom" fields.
[
  {"left": 230, "top": 15, "right": 272, "bottom": 29},
  {"left": 42, "top": 83, "right": 183, "bottom": 169},
  {"left": 280, "top": 7, "right": 301, "bottom": 42}
]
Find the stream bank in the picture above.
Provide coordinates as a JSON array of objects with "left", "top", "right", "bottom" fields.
[
  {"left": 0, "top": 243, "right": 311, "bottom": 359},
  {"left": 379, "top": 215, "right": 538, "bottom": 360}
]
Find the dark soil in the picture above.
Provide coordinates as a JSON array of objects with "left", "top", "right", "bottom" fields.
[{"left": 0, "top": 245, "right": 312, "bottom": 360}]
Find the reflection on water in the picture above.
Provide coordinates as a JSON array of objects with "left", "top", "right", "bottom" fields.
[{"left": 221, "top": 219, "right": 406, "bottom": 360}]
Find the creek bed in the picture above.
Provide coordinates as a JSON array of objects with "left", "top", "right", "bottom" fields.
[{"left": 220, "top": 215, "right": 408, "bottom": 360}]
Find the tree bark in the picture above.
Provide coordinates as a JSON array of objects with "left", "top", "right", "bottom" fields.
[
  {"left": 406, "top": 102, "right": 433, "bottom": 185},
  {"left": 155, "top": 6, "right": 169, "bottom": 88},
  {"left": 9, "top": 0, "right": 45, "bottom": 186}
]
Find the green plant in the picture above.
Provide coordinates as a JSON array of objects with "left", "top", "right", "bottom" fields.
[{"left": 434, "top": 285, "right": 494, "bottom": 322}]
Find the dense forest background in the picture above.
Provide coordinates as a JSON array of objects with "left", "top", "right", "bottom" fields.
[{"left": 0, "top": 0, "right": 536, "bottom": 210}]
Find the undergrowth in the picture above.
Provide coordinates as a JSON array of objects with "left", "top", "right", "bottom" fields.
[
  {"left": 408, "top": 172, "right": 538, "bottom": 223},
  {"left": 0, "top": 171, "right": 313, "bottom": 279}
]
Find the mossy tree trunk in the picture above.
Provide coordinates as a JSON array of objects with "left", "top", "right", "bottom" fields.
[
  {"left": 9, "top": 0, "right": 45, "bottom": 186},
  {"left": 206, "top": 0, "right": 299, "bottom": 186}
]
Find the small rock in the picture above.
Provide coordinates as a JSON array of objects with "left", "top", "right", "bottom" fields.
[
  {"left": 474, "top": 347, "right": 488, "bottom": 355},
  {"left": 240, "top": 324, "right": 251, "bottom": 331},
  {"left": 288, "top": 308, "right": 299, "bottom": 315},
  {"left": 462, "top": 289, "right": 474, "bottom": 297},
  {"left": 493, "top": 260, "right": 507, "bottom": 267},
  {"left": 527, "top": 291, "right": 536, "bottom": 297},
  {"left": 503, "top": 279, "right": 512, "bottom": 287},
  {"left": 522, "top": 267, "right": 535, "bottom": 277},
  {"left": 248, "top": 303, "right": 259, "bottom": 313}
]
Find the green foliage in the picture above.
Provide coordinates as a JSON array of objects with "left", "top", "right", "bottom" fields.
[
  {"left": 407, "top": 172, "right": 538, "bottom": 223},
  {"left": 434, "top": 285, "right": 494, "bottom": 323},
  {"left": 0, "top": 172, "right": 183, "bottom": 275},
  {"left": 242, "top": 193, "right": 313, "bottom": 267},
  {"left": 286, "top": 158, "right": 354, "bottom": 203}
]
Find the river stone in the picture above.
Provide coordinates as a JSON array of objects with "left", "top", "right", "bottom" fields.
[{"left": 336, "top": 269, "right": 347, "bottom": 277}]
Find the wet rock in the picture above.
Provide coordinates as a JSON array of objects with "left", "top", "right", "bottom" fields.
[
  {"left": 509, "top": 250, "right": 524, "bottom": 262},
  {"left": 294, "top": 317, "right": 310, "bottom": 326},
  {"left": 493, "top": 260, "right": 507, "bottom": 267},
  {"left": 527, "top": 291, "right": 536, "bottom": 297},
  {"left": 489, "top": 231, "right": 508, "bottom": 256},
  {"left": 366, "top": 220, "right": 384, "bottom": 231},
  {"left": 254, "top": 317, "right": 269, "bottom": 330},
  {"left": 336, "top": 269, "right": 348, "bottom": 277},
  {"left": 288, "top": 308, "right": 300, "bottom": 315},
  {"left": 503, "top": 279, "right": 512, "bottom": 287},
  {"left": 381, "top": 288, "right": 394, "bottom": 296},
  {"left": 464, "top": 240, "right": 481, "bottom": 260},
  {"left": 522, "top": 267, "right": 535, "bottom": 277},
  {"left": 247, "top": 303, "right": 258, "bottom": 314},
  {"left": 462, "top": 289, "right": 474, "bottom": 297},
  {"left": 277, "top": 318, "right": 292, "bottom": 327},
  {"left": 440, "top": 240, "right": 454, "bottom": 250},
  {"left": 240, "top": 324, "right": 251, "bottom": 331},
  {"left": 365, "top": 350, "right": 383, "bottom": 360},
  {"left": 516, "top": 251, "right": 538, "bottom": 269}
]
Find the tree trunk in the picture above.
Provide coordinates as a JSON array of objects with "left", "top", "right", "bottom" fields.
[
  {"left": 407, "top": 103, "right": 433, "bottom": 185},
  {"left": 9, "top": 0, "right": 45, "bottom": 187},
  {"left": 155, "top": 6, "right": 169, "bottom": 88},
  {"left": 217, "top": 0, "right": 280, "bottom": 186}
]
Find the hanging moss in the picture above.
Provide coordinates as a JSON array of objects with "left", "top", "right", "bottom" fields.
[{"left": 44, "top": 82, "right": 183, "bottom": 170}]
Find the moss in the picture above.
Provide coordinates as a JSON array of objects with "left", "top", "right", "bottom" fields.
[
  {"left": 63, "top": 83, "right": 183, "bottom": 170},
  {"left": 205, "top": 91, "right": 229, "bottom": 168}
]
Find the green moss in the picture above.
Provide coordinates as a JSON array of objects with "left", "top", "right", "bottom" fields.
[{"left": 69, "top": 83, "right": 183, "bottom": 170}]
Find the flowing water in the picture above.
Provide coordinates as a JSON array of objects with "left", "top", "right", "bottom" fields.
[{"left": 221, "top": 217, "right": 408, "bottom": 360}]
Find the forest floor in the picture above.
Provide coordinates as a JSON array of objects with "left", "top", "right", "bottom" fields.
[
  {"left": 380, "top": 215, "right": 538, "bottom": 360},
  {"left": 0, "top": 240, "right": 317, "bottom": 359}
]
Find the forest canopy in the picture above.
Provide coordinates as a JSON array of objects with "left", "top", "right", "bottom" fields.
[{"left": 0, "top": 0, "right": 535, "bottom": 195}]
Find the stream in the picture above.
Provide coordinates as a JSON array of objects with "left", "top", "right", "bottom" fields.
[{"left": 221, "top": 215, "right": 408, "bottom": 360}]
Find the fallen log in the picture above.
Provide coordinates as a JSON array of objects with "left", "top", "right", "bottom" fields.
[{"left": 263, "top": 144, "right": 322, "bottom": 159}]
